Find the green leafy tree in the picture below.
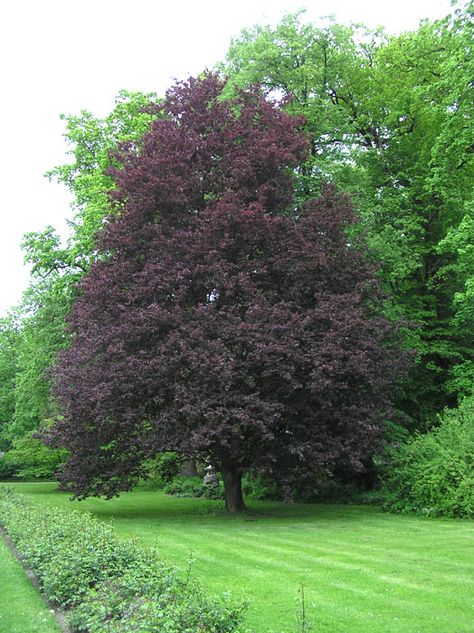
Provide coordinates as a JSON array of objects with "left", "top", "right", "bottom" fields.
[
  {"left": 25, "top": 90, "right": 161, "bottom": 279},
  {"left": 362, "top": 9, "right": 474, "bottom": 421},
  {"left": 3, "top": 91, "right": 162, "bottom": 448},
  {"left": 221, "top": 6, "right": 474, "bottom": 426},
  {"left": 221, "top": 14, "right": 384, "bottom": 203},
  {"left": 432, "top": 1, "right": 474, "bottom": 398},
  {"left": 4, "top": 278, "right": 72, "bottom": 443},
  {"left": 0, "top": 317, "right": 20, "bottom": 450}
]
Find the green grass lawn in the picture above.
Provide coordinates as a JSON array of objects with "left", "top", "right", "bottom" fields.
[
  {"left": 7, "top": 482, "right": 474, "bottom": 633},
  {"left": 0, "top": 533, "right": 61, "bottom": 633}
]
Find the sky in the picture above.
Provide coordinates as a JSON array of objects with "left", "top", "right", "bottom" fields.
[{"left": 0, "top": 0, "right": 453, "bottom": 316}]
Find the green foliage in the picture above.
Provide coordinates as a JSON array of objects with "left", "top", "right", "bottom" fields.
[
  {"left": 0, "top": 278, "right": 76, "bottom": 453},
  {"left": 0, "top": 433, "right": 67, "bottom": 480},
  {"left": 37, "top": 90, "right": 161, "bottom": 275},
  {"left": 69, "top": 567, "right": 244, "bottom": 633},
  {"left": 221, "top": 14, "right": 383, "bottom": 204},
  {"left": 241, "top": 472, "right": 277, "bottom": 500},
  {"left": 6, "top": 279, "right": 73, "bottom": 444},
  {"left": 0, "top": 488, "right": 245, "bottom": 632},
  {"left": 221, "top": 6, "right": 474, "bottom": 427},
  {"left": 381, "top": 396, "right": 474, "bottom": 518},
  {"left": 145, "top": 465, "right": 273, "bottom": 502},
  {"left": 241, "top": 471, "right": 354, "bottom": 503},
  {"left": 0, "top": 489, "right": 127, "bottom": 606},
  {"left": 143, "top": 451, "right": 184, "bottom": 487},
  {"left": 159, "top": 470, "right": 363, "bottom": 504},
  {"left": 0, "top": 297, "right": 70, "bottom": 455},
  {"left": 242, "top": 469, "right": 373, "bottom": 504},
  {"left": 0, "top": 317, "right": 19, "bottom": 450},
  {"left": 163, "top": 476, "right": 224, "bottom": 500},
  {"left": 277, "top": 469, "right": 368, "bottom": 504},
  {"left": 1, "top": 91, "right": 163, "bottom": 453}
]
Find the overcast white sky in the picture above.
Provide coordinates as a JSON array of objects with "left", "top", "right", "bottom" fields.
[{"left": 0, "top": 0, "right": 453, "bottom": 316}]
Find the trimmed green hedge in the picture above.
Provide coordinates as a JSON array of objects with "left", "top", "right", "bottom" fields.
[{"left": 0, "top": 487, "right": 246, "bottom": 632}]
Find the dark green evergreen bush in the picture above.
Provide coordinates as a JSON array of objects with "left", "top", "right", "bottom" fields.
[
  {"left": 0, "top": 487, "right": 245, "bottom": 632},
  {"left": 381, "top": 397, "right": 474, "bottom": 518}
]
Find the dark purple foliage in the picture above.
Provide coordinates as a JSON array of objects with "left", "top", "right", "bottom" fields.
[{"left": 47, "top": 75, "right": 406, "bottom": 511}]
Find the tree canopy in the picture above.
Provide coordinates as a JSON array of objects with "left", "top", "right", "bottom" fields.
[
  {"left": 1, "top": 5, "right": 472, "bottom": 509},
  {"left": 0, "top": 92, "right": 162, "bottom": 452},
  {"left": 45, "top": 75, "right": 406, "bottom": 511},
  {"left": 222, "top": 5, "right": 474, "bottom": 425}
]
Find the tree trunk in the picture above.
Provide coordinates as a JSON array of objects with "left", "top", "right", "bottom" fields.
[
  {"left": 221, "top": 466, "right": 245, "bottom": 513},
  {"left": 180, "top": 458, "right": 198, "bottom": 477}
]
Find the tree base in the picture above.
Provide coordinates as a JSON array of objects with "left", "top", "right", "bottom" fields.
[{"left": 221, "top": 467, "right": 245, "bottom": 513}]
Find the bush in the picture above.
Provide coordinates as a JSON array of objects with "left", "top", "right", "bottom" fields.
[
  {"left": 241, "top": 472, "right": 277, "bottom": 500},
  {"left": 0, "top": 487, "right": 245, "bottom": 632},
  {"left": 142, "top": 451, "right": 183, "bottom": 489},
  {"left": 258, "top": 467, "right": 367, "bottom": 503},
  {"left": 162, "top": 476, "right": 224, "bottom": 500},
  {"left": 0, "top": 433, "right": 67, "bottom": 480},
  {"left": 0, "top": 456, "right": 15, "bottom": 480},
  {"left": 381, "top": 397, "right": 474, "bottom": 518},
  {"left": 69, "top": 566, "right": 244, "bottom": 633}
]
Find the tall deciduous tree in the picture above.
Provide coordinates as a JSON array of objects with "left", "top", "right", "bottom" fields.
[
  {"left": 1, "top": 92, "right": 163, "bottom": 449},
  {"left": 5, "top": 279, "right": 72, "bottom": 443},
  {"left": 222, "top": 6, "right": 474, "bottom": 426},
  {"left": 46, "top": 75, "right": 406, "bottom": 511},
  {"left": 0, "top": 317, "right": 19, "bottom": 450}
]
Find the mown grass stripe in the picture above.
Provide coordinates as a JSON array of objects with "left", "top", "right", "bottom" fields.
[
  {"left": 154, "top": 525, "right": 474, "bottom": 583},
  {"left": 113, "top": 517, "right": 474, "bottom": 631},
  {"left": 9, "top": 483, "right": 474, "bottom": 633},
  {"left": 153, "top": 535, "right": 467, "bottom": 611}
]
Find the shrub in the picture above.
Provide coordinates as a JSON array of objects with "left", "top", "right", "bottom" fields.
[
  {"left": 241, "top": 472, "right": 277, "bottom": 500},
  {"left": 142, "top": 451, "right": 183, "bottom": 489},
  {"left": 260, "top": 468, "right": 366, "bottom": 503},
  {"left": 0, "top": 433, "right": 67, "bottom": 480},
  {"left": 162, "top": 476, "right": 224, "bottom": 500},
  {"left": 0, "top": 456, "right": 15, "bottom": 480},
  {"left": 69, "top": 566, "right": 244, "bottom": 633},
  {"left": 0, "top": 487, "right": 245, "bottom": 632},
  {"left": 381, "top": 397, "right": 474, "bottom": 518}
]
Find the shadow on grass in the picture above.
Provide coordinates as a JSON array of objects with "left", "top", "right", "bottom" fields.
[{"left": 5, "top": 480, "right": 386, "bottom": 527}]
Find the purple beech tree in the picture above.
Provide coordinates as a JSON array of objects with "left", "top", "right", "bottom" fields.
[{"left": 46, "top": 75, "right": 406, "bottom": 512}]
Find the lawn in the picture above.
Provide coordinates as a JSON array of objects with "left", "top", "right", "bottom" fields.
[
  {"left": 8, "top": 482, "right": 474, "bottom": 633},
  {"left": 0, "top": 532, "right": 61, "bottom": 633}
]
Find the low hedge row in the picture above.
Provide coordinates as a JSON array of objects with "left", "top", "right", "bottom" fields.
[{"left": 0, "top": 487, "right": 246, "bottom": 632}]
